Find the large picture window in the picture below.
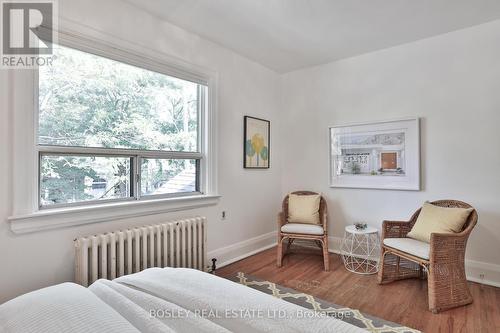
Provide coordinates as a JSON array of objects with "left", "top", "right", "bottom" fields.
[{"left": 38, "top": 45, "right": 207, "bottom": 208}]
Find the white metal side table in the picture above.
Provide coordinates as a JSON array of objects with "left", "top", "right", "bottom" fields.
[{"left": 340, "top": 225, "right": 380, "bottom": 275}]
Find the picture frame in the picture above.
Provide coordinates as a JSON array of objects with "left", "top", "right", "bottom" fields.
[
  {"left": 244, "top": 116, "right": 270, "bottom": 169},
  {"left": 329, "top": 118, "right": 420, "bottom": 190}
]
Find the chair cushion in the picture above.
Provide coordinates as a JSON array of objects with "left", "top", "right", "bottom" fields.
[
  {"left": 287, "top": 194, "right": 321, "bottom": 224},
  {"left": 407, "top": 202, "right": 473, "bottom": 243},
  {"left": 383, "top": 238, "right": 430, "bottom": 260},
  {"left": 281, "top": 223, "right": 324, "bottom": 235}
]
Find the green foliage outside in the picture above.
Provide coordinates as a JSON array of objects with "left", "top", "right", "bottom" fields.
[
  {"left": 351, "top": 163, "right": 361, "bottom": 174},
  {"left": 39, "top": 45, "right": 200, "bottom": 205}
]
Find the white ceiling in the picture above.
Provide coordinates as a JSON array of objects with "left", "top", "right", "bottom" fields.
[{"left": 124, "top": 0, "right": 500, "bottom": 73}]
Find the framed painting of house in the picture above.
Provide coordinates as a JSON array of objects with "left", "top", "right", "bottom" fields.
[
  {"left": 329, "top": 118, "right": 420, "bottom": 190},
  {"left": 244, "top": 116, "right": 270, "bottom": 169}
]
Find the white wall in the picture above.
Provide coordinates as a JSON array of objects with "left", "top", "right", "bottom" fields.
[
  {"left": 3, "top": 2, "right": 500, "bottom": 302},
  {"left": 280, "top": 20, "right": 500, "bottom": 284},
  {"left": 0, "top": 0, "right": 281, "bottom": 302}
]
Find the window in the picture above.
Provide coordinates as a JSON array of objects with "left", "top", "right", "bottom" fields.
[{"left": 38, "top": 44, "right": 207, "bottom": 208}]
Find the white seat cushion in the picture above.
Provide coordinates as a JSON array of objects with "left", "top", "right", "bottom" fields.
[
  {"left": 281, "top": 223, "right": 324, "bottom": 235},
  {"left": 383, "top": 238, "right": 430, "bottom": 260}
]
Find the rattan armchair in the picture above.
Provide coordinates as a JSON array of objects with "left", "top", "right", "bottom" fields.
[
  {"left": 378, "top": 200, "right": 478, "bottom": 313},
  {"left": 277, "top": 191, "right": 329, "bottom": 271}
]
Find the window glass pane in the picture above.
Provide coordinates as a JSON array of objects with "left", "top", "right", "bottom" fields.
[
  {"left": 38, "top": 45, "right": 201, "bottom": 152},
  {"left": 40, "top": 155, "right": 132, "bottom": 206},
  {"left": 141, "top": 159, "right": 197, "bottom": 196}
]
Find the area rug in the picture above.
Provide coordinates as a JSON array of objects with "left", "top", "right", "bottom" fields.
[{"left": 228, "top": 272, "right": 420, "bottom": 333}]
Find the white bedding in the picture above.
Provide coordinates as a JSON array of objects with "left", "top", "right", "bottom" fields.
[
  {"left": 0, "top": 268, "right": 366, "bottom": 333},
  {"left": 112, "top": 268, "right": 365, "bottom": 333},
  {"left": 0, "top": 283, "right": 139, "bottom": 333},
  {"left": 89, "top": 279, "right": 230, "bottom": 333}
]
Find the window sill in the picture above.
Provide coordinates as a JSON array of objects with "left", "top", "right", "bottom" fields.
[{"left": 8, "top": 194, "right": 220, "bottom": 234}]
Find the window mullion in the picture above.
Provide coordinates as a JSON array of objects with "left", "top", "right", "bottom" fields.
[
  {"left": 135, "top": 156, "right": 140, "bottom": 201},
  {"left": 130, "top": 156, "right": 137, "bottom": 200},
  {"left": 140, "top": 151, "right": 203, "bottom": 159},
  {"left": 37, "top": 145, "right": 202, "bottom": 159}
]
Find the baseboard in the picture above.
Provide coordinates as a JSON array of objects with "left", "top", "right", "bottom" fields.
[
  {"left": 328, "top": 236, "right": 343, "bottom": 255},
  {"left": 465, "top": 260, "right": 500, "bottom": 288},
  {"left": 328, "top": 236, "right": 500, "bottom": 288},
  {"left": 208, "top": 231, "right": 276, "bottom": 269},
  {"left": 207, "top": 232, "right": 500, "bottom": 288}
]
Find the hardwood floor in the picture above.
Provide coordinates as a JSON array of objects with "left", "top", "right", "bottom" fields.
[{"left": 216, "top": 246, "right": 500, "bottom": 333}]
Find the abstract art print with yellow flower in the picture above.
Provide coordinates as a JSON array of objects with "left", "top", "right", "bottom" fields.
[{"left": 244, "top": 116, "right": 270, "bottom": 168}]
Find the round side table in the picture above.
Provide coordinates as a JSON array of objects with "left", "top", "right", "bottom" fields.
[{"left": 340, "top": 225, "right": 380, "bottom": 275}]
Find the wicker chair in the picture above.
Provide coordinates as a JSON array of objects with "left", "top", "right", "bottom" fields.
[
  {"left": 378, "top": 200, "right": 478, "bottom": 313},
  {"left": 277, "top": 191, "right": 329, "bottom": 271}
]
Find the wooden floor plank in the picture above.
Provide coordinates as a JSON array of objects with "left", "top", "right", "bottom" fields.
[{"left": 217, "top": 246, "right": 500, "bottom": 333}]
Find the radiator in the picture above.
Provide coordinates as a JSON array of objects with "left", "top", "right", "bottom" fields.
[{"left": 74, "top": 217, "right": 207, "bottom": 287}]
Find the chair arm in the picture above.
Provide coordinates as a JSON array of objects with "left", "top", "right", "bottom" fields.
[
  {"left": 277, "top": 212, "right": 286, "bottom": 228},
  {"left": 429, "top": 232, "right": 469, "bottom": 263},
  {"left": 381, "top": 220, "right": 412, "bottom": 240}
]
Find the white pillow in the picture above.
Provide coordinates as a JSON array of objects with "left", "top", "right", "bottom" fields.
[{"left": 287, "top": 194, "right": 321, "bottom": 225}]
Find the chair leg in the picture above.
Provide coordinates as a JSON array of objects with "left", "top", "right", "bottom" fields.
[
  {"left": 427, "top": 265, "right": 438, "bottom": 312},
  {"left": 277, "top": 235, "right": 284, "bottom": 267},
  {"left": 322, "top": 237, "right": 329, "bottom": 271},
  {"left": 427, "top": 261, "right": 472, "bottom": 313},
  {"left": 377, "top": 249, "right": 386, "bottom": 284}
]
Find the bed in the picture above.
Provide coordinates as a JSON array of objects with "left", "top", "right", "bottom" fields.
[{"left": 0, "top": 268, "right": 366, "bottom": 332}]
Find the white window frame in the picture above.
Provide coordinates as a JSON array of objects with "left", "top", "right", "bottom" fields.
[{"left": 8, "top": 28, "right": 219, "bottom": 233}]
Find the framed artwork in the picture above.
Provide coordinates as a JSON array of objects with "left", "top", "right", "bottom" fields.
[
  {"left": 329, "top": 118, "right": 420, "bottom": 190},
  {"left": 244, "top": 116, "right": 270, "bottom": 168}
]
